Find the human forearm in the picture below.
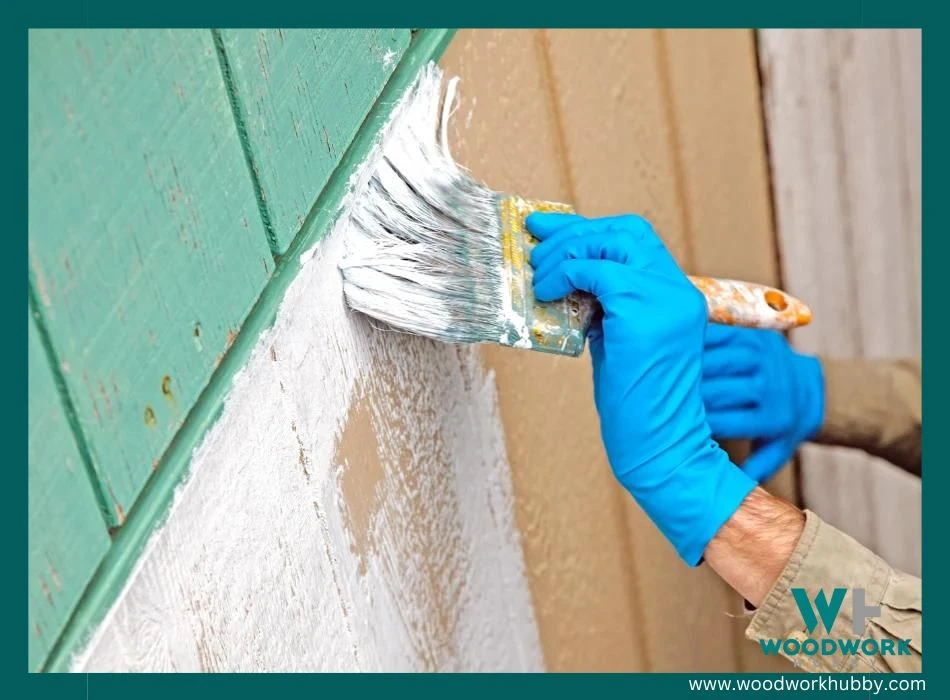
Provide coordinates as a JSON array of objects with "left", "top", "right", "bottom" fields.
[
  {"left": 704, "top": 487, "right": 805, "bottom": 607},
  {"left": 814, "top": 357, "right": 921, "bottom": 476}
]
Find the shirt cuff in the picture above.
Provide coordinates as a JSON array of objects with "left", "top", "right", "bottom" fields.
[{"left": 744, "top": 510, "right": 895, "bottom": 673}]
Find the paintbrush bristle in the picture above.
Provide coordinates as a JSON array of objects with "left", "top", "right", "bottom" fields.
[
  {"left": 339, "top": 63, "right": 596, "bottom": 356},
  {"left": 340, "top": 64, "right": 507, "bottom": 344}
]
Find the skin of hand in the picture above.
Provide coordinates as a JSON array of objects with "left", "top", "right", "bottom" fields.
[
  {"left": 705, "top": 487, "right": 805, "bottom": 607},
  {"left": 526, "top": 211, "right": 757, "bottom": 566},
  {"left": 701, "top": 325, "right": 825, "bottom": 483}
]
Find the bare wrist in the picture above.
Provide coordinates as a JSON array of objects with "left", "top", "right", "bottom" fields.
[{"left": 704, "top": 487, "right": 806, "bottom": 607}]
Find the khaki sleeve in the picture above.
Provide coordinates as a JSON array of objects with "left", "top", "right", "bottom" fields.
[
  {"left": 745, "top": 510, "right": 921, "bottom": 673},
  {"left": 814, "top": 358, "right": 921, "bottom": 476}
]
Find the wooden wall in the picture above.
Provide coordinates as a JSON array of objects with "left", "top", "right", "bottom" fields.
[
  {"left": 30, "top": 29, "right": 912, "bottom": 673},
  {"left": 758, "top": 29, "right": 922, "bottom": 576},
  {"left": 442, "top": 29, "right": 793, "bottom": 671}
]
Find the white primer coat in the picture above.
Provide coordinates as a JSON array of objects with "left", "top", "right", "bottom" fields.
[{"left": 70, "top": 165, "right": 545, "bottom": 672}]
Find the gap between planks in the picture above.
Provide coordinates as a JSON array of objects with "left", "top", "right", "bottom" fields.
[
  {"left": 28, "top": 285, "right": 115, "bottom": 529},
  {"left": 211, "top": 29, "right": 280, "bottom": 259}
]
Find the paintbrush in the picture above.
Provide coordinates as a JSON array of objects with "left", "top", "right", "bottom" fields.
[{"left": 339, "top": 63, "right": 811, "bottom": 358}]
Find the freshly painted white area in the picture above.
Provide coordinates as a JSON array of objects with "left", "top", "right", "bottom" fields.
[
  {"left": 758, "top": 29, "right": 921, "bottom": 575},
  {"left": 71, "top": 177, "right": 545, "bottom": 672}
]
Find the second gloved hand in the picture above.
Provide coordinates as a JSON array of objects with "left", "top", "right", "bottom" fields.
[
  {"left": 701, "top": 325, "right": 825, "bottom": 482},
  {"left": 526, "top": 212, "right": 756, "bottom": 566}
]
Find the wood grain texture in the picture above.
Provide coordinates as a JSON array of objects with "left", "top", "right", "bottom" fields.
[
  {"left": 441, "top": 30, "right": 649, "bottom": 672},
  {"left": 29, "top": 313, "right": 110, "bottom": 671},
  {"left": 758, "top": 29, "right": 921, "bottom": 575},
  {"left": 660, "top": 31, "right": 778, "bottom": 285},
  {"left": 28, "top": 30, "right": 273, "bottom": 522},
  {"left": 216, "top": 29, "right": 411, "bottom": 253}
]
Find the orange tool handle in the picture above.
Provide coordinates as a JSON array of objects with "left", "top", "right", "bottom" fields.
[{"left": 687, "top": 276, "right": 812, "bottom": 331}]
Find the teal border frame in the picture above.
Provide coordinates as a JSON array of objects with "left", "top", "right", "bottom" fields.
[{"left": 12, "top": 1, "right": 939, "bottom": 696}]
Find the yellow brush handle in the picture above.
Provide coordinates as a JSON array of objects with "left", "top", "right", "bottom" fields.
[{"left": 687, "top": 276, "right": 812, "bottom": 331}]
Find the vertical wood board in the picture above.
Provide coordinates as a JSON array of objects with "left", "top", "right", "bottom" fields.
[
  {"left": 758, "top": 29, "right": 921, "bottom": 575},
  {"left": 441, "top": 30, "right": 650, "bottom": 672}
]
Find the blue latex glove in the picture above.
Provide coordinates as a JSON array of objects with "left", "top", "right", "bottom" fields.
[
  {"left": 525, "top": 212, "right": 756, "bottom": 566},
  {"left": 701, "top": 325, "right": 825, "bottom": 483}
]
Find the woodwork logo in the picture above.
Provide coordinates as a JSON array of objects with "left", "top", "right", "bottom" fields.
[{"left": 757, "top": 588, "right": 914, "bottom": 658}]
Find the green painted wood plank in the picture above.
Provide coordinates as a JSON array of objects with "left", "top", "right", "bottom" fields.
[
  {"left": 28, "top": 30, "right": 273, "bottom": 522},
  {"left": 216, "top": 28, "right": 411, "bottom": 253},
  {"left": 29, "top": 312, "right": 111, "bottom": 671}
]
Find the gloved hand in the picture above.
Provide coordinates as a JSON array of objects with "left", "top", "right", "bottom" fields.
[
  {"left": 525, "top": 212, "right": 756, "bottom": 566},
  {"left": 701, "top": 325, "right": 825, "bottom": 483}
]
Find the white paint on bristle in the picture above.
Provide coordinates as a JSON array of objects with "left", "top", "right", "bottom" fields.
[
  {"left": 70, "top": 101, "right": 544, "bottom": 670},
  {"left": 338, "top": 64, "right": 517, "bottom": 347}
]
